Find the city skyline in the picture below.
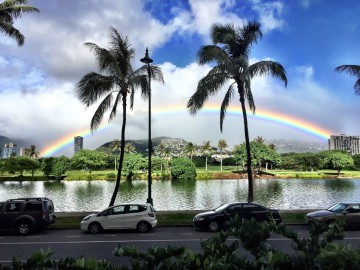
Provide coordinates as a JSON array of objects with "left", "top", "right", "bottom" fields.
[{"left": 1, "top": 0, "right": 360, "bottom": 157}]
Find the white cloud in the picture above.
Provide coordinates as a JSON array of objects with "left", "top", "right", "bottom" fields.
[{"left": 250, "top": 0, "right": 284, "bottom": 32}]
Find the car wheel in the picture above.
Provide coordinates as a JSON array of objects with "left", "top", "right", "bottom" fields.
[
  {"left": 88, "top": 222, "right": 102, "bottom": 234},
  {"left": 208, "top": 221, "right": 219, "bottom": 232},
  {"left": 17, "top": 220, "right": 32, "bottom": 236},
  {"left": 137, "top": 221, "right": 150, "bottom": 233}
]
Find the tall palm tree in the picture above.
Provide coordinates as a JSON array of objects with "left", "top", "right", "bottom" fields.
[
  {"left": 201, "top": 141, "right": 212, "bottom": 171},
  {"left": 124, "top": 142, "right": 136, "bottom": 154},
  {"left": 217, "top": 139, "right": 228, "bottom": 171},
  {"left": 111, "top": 139, "right": 120, "bottom": 171},
  {"left": 187, "top": 22, "right": 287, "bottom": 202},
  {"left": 0, "top": 0, "right": 39, "bottom": 46},
  {"left": 335, "top": 65, "right": 360, "bottom": 95},
  {"left": 184, "top": 142, "right": 196, "bottom": 161},
  {"left": 76, "top": 27, "right": 163, "bottom": 207}
]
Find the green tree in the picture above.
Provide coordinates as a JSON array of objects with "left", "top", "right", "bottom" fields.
[
  {"left": 353, "top": 154, "right": 360, "bottom": 169},
  {"left": 122, "top": 153, "right": 147, "bottom": 180},
  {"left": 5, "top": 156, "right": 39, "bottom": 176},
  {"left": 335, "top": 65, "right": 360, "bottom": 94},
  {"left": 184, "top": 142, "right": 196, "bottom": 161},
  {"left": 24, "top": 144, "right": 39, "bottom": 159},
  {"left": 0, "top": 0, "right": 39, "bottom": 46},
  {"left": 187, "top": 22, "right": 287, "bottom": 202},
  {"left": 71, "top": 150, "right": 108, "bottom": 174},
  {"left": 76, "top": 27, "right": 163, "bottom": 207},
  {"left": 40, "top": 157, "right": 54, "bottom": 177},
  {"left": 52, "top": 156, "right": 70, "bottom": 180},
  {"left": 170, "top": 157, "right": 196, "bottom": 180},
  {"left": 217, "top": 139, "right": 228, "bottom": 171},
  {"left": 201, "top": 141, "right": 212, "bottom": 171},
  {"left": 322, "top": 150, "right": 354, "bottom": 175}
]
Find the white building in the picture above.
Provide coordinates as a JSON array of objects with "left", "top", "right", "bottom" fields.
[{"left": 328, "top": 134, "right": 360, "bottom": 155}]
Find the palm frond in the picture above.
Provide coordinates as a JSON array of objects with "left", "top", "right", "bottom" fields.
[
  {"left": 0, "top": 21, "right": 24, "bottom": 45},
  {"left": 76, "top": 72, "right": 115, "bottom": 106},
  {"left": 90, "top": 93, "right": 113, "bottom": 131},
  {"left": 248, "top": 61, "right": 287, "bottom": 86},
  {"left": 197, "top": 45, "right": 230, "bottom": 65},
  {"left": 187, "top": 70, "right": 229, "bottom": 115},
  {"left": 0, "top": 0, "right": 39, "bottom": 18},
  {"left": 211, "top": 23, "right": 237, "bottom": 45},
  {"left": 354, "top": 79, "right": 360, "bottom": 95},
  {"left": 109, "top": 91, "right": 122, "bottom": 120},
  {"left": 335, "top": 65, "right": 360, "bottom": 77},
  {"left": 220, "top": 83, "right": 235, "bottom": 132}
]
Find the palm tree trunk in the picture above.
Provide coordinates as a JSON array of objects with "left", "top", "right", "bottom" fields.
[
  {"left": 205, "top": 156, "right": 208, "bottom": 171},
  {"left": 239, "top": 93, "right": 254, "bottom": 202},
  {"left": 109, "top": 96, "right": 127, "bottom": 207}
]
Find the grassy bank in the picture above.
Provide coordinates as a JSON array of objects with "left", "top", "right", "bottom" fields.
[
  {"left": 49, "top": 210, "right": 309, "bottom": 229},
  {"left": 2, "top": 168, "right": 360, "bottom": 181}
]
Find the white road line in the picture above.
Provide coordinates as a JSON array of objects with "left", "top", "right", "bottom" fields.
[{"left": 26, "top": 236, "right": 42, "bottom": 239}]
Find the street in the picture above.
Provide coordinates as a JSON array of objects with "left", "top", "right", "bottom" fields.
[{"left": 0, "top": 226, "right": 360, "bottom": 266}]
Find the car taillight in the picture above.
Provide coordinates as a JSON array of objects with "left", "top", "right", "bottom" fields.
[{"left": 148, "top": 212, "right": 155, "bottom": 218}]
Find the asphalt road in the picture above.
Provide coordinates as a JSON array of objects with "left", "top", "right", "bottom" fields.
[{"left": 0, "top": 226, "right": 360, "bottom": 267}]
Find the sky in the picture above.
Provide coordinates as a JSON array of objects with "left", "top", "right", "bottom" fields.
[{"left": 1, "top": 0, "right": 360, "bottom": 157}]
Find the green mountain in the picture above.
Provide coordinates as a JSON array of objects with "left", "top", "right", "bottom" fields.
[{"left": 96, "top": 136, "right": 183, "bottom": 155}]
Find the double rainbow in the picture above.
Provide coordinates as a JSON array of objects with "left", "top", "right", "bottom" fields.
[{"left": 40, "top": 105, "right": 335, "bottom": 157}]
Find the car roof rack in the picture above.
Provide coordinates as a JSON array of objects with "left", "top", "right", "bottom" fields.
[{"left": 6, "top": 197, "right": 50, "bottom": 202}]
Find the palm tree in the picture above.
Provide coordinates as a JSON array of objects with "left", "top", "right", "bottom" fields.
[
  {"left": 124, "top": 142, "right": 136, "bottom": 153},
  {"left": 254, "top": 136, "right": 265, "bottom": 144},
  {"left": 217, "top": 139, "right": 228, "bottom": 171},
  {"left": 187, "top": 22, "right": 287, "bottom": 202},
  {"left": 0, "top": 0, "right": 39, "bottom": 46},
  {"left": 76, "top": 27, "right": 163, "bottom": 207},
  {"left": 111, "top": 139, "right": 120, "bottom": 171},
  {"left": 201, "top": 141, "right": 212, "bottom": 171},
  {"left": 335, "top": 65, "right": 360, "bottom": 95},
  {"left": 184, "top": 142, "right": 196, "bottom": 161}
]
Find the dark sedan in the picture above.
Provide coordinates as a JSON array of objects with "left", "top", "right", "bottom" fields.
[
  {"left": 193, "top": 202, "right": 282, "bottom": 232},
  {"left": 306, "top": 202, "right": 360, "bottom": 227}
]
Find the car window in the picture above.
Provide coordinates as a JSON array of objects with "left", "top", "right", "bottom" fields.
[
  {"left": 328, "top": 203, "right": 347, "bottom": 213},
  {"left": 112, "top": 205, "right": 126, "bottom": 215},
  {"left": 5, "top": 203, "right": 21, "bottom": 213},
  {"left": 0, "top": 203, "right": 3, "bottom": 210},
  {"left": 243, "top": 204, "right": 265, "bottom": 212},
  {"left": 25, "top": 203, "right": 42, "bottom": 211},
  {"left": 347, "top": 205, "right": 360, "bottom": 213},
  {"left": 129, "top": 205, "right": 140, "bottom": 213}
]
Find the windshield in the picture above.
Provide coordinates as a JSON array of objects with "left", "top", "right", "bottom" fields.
[
  {"left": 328, "top": 203, "right": 348, "bottom": 213},
  {"left": 214, "top": 203, "right": 231, "bottom": 213}
]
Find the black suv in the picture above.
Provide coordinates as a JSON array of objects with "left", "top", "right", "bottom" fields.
[{"left": 0, "top": 197, "right": 56, "bottom": 235}]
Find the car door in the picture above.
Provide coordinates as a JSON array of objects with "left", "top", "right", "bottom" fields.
[
  {"left": 242, "top": 203, "right": 267, "bottom": 222},
  {"left": 344, "top": 204, "right": 360, "bottom": 226},
  {"left": 122, "top": 205, "right": 144, "bottom": 229},
  {"left": 1, "top": 202, "right": 22, "bottom": 229},
  {"left": 101, "top": 205, "right": 127, "bottom": 229}
]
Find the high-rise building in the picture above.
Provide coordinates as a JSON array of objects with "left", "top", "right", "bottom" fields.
[
  {"left": 74, "top": 136, "right": 83, "bottom": 154},
  {"left": 328, "top": 134, "right": 360, "bottom": 155},
  {"left": 2, "top": 143, "right": 17, "bottom": 158}
]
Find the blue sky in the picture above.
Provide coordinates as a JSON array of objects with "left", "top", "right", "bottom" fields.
[{"left": 1, "top": 0, "right": 360, "bottom": 156}]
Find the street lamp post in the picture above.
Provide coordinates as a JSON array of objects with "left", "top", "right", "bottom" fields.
[{"left": 141, "top": 48, "right": 153, "bottom": 206}]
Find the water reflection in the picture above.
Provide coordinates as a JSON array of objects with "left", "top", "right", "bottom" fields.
[{"left": 0, "top": 179, "right": 359, "bottom": 211}]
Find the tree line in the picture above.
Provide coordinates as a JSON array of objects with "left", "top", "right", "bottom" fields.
[{"left": 0, "top": 137, "right": 357, "bottom": 180}]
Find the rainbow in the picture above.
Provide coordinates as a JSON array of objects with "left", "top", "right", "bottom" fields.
[
  {"left": 40, "top": 104, "right": 335, "bottom": 157},
  {"left": 152, "top": 104, "right": 335, "bottom": 140},
  {"left": 40, "top": 124, "right": 110, "bottom": 157}
]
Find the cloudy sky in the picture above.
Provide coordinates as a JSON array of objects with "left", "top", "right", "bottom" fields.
[{"left": 1, "top": 0, "right": 360, "bottom": 157}]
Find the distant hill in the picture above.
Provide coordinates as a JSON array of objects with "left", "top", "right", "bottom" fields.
[
  {"left": 267, "top": 139, "right": 328, "bottom": 153},
  {"left": 96, "top": 136, "right": 184, "bottom": 155}
]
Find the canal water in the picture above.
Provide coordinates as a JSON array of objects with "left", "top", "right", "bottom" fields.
[{"left": 0, "top": 178, "right": 358, "bottom": 211}]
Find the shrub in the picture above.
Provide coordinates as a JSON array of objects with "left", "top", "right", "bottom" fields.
[{"left": 170, "top": 158, "right": 196, "bottom": 180}]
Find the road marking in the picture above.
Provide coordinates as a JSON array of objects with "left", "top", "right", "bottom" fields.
[
  {"left": 26, "top": 236, "right": 42, "bottom": 239},
  {"left": 65, "top": 235, "right": 81, "bottom": 238}
]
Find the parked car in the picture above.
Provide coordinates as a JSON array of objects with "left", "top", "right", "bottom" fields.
[
  {"left": 0, "top": 197, "right": 56, "bottom": 235},
  {"left": 306, "top": 202, "right": 360, "bottom": 227},
  {"left": 80, "top": 203, "right": 157, "bottom": 234},
  {"left": 193, "top": 202, "right": 282, "bottom": 232}
]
